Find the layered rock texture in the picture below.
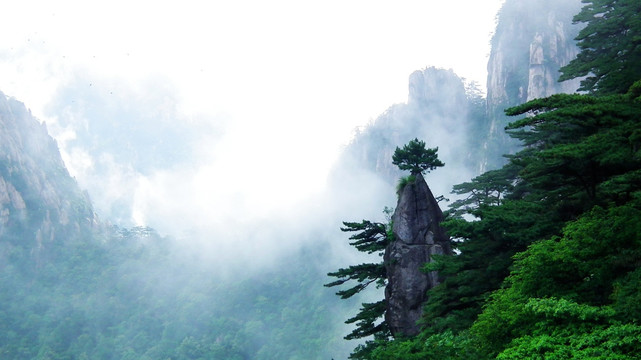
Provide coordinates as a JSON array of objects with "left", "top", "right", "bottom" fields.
[{"left": 384, "top": 173, "right": 451, "bottom": 337}]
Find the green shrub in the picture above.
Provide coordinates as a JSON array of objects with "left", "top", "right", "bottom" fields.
[{"left": 396, "top": 175, "right": 416, "bottom": 196}]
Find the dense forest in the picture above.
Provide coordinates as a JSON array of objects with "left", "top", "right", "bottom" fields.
[
  {"left": 0, "top": 221, "right": 355, "bottom": 359},
  {"left": 329, "top": 0, "right": 641, "bottom": 358}
]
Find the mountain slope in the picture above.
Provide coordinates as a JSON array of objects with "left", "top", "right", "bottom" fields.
[{"left": 0, "top": 90, "right": 355, "bottom": 359}]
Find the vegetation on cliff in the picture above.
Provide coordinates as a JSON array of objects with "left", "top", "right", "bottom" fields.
[
  {"left": 2, "top": 1, "right": 639, "bottom": 359},
  {"left": 359, "top": 1, "right": 641, "bottom": 358},
  {"left": 328, "top": 139, "right": 446, "bottom": 359},
  {"left": 559, "top": 0, "right": 641, "bottom": 95},
  {"left": 391, "top": 138, "right": 444, "bottom": 176}
]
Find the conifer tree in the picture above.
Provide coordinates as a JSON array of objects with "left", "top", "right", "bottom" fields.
[
  {"left": 559, "top": 0, "right": 641, "bottom": 95},
  {"left": 327, "top": 138, "right": 443, "bottom": 359},
  {"left": 392, "top": 138, "right": 444, "bottom": 175},
  {"left": 325, "top": 219, "right": 391, "bottom": 359},
  {"left": 367, "top": 1, "right": 641, "bottom": 358}
]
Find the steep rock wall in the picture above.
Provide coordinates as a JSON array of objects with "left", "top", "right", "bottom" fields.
[{"left": 481, "top": 0, "right": 582, "bottom": 172}]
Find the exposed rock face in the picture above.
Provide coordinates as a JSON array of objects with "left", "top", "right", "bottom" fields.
[
  {"left": 0, "top": 91, "right": 96, "bottom": 255},
  {"left": 481, "top": 0, "right": 582, "bottom": 172},
  {"left": 384, "top": 173, "right": 451, "bottom": 337},
  {"left": 526, "top": 16, "right": 579, "bottom": 102}
]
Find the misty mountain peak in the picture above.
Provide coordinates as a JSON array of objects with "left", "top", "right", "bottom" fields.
[
  {"left": 339, "top": 67, "right": 476, "bottom": 189},
  {"left": 408, "top": 67, "right": 467, "bottom": 111}
]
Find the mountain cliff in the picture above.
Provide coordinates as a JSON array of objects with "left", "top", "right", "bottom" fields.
[
  {"left": 331, "top": 0, "right": 586, "bottom": 353},
  {"left": 339, "top": 1, "right": 583, "bottom": 184},
  {"left": 481, "top": 0, "right": 582, "bottom": 171},
  {"left": 353, "top": 0, "right": 641, "bottom": 357},
  {"left": 0, "top": 91, "right": 96, "bottom": 267}
]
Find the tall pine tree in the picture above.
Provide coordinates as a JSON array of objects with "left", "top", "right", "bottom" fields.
[{"left": 559, "top": 0, "right": 641, "bottom": 95}]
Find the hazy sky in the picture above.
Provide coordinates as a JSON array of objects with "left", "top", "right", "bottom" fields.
[{"left": 0, "top": 0, "right": 505, "bottom": 239}]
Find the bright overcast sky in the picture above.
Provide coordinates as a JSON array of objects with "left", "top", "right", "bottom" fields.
[
  {"left": 0, "top": 0, "right": 505, "bottom": 232},
  {"left": 1, "top": 1, "right": 503, "bottom": 125}
]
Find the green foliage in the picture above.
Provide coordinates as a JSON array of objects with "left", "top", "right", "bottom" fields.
[
  {"left": 326, "top": 263, "right": 387, "bottom": 299},
  {"left": 344, "top": 300, "right": 388, "bottom": 340},
  {"left": 499, "top": 323, "right": 641, "bottom": 360},
  {"left": 423, "top": 199, "right": 563, "bottom": 335},
  {"left": 512, "top": 204, "right": 641, "bottom": 304},
  {"left": 448, "top": 164, "right": 519, "bottom": 216},
  {"left": 0, "top": 226, "right": 353, "bottom": 359},
  {"left": 324, "top": 220, "right": 388, "bottom": 300},
  {"left": 392, "top": 138, "right": 444, "bottom": 175},
  {"left": 368, "top": 330, "right": 483, "bottom": 360},
  {"left": 395, "top": 174, "right": 416, "bottom": 195},
  {"left": 559, "top": 0, "right": 641, "bottom": 95},
  {"left": 475, "top": 294, "right": 641, "bottom": 360},
  {"left": 471, "top": 201, "right": 641, "bottom": 358},
  {"left": 340, "top": 220, "right": 389, "bottom": 255},
  {"left": 326, "top": 217, "right": 393, "bottom": 358},
  {"left": 483, "top": 295, "right": 641, "bottom": 359},
  {"left": 421, "top": 66, "right": 641, "bottom": 360},
  {"left": 342, "top": 2, "right": 641, "bottom": 359},
  {"left": 505, "top": 91, "right": 641, "bottom": 211}
]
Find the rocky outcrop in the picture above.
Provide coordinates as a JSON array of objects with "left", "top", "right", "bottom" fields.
[{"left": 384, "top": 173, "right": 451, "bottom": 337}]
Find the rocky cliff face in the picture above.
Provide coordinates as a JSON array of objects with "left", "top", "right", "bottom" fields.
[
  {"left": 481, "top": 0, "right": 582, "bottom": 172},
  {"left": 384, "top": 173, "right": 451, "bottom": 337},
  {"left": 0, "top": 91, "right": 96, "bottom": 261}
]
